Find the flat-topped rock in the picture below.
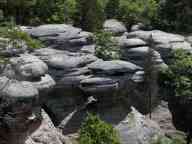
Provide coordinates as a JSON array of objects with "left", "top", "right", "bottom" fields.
[
  {"left": 126, "top": 30, "right": 185, "bottom": 43},
  {"left": 117, "top": 37, "right": 147, "bottom": 48},
  {"left": 0, "top": 77, "right": 38, "bottom": 100},
  {"left": 22, "top": 24, "right": 93, "bottom": 51},
  {"left": 22, "top": 24, "right": 81, "bottom": 37},
  {"left": 34, "top": 48, "right": 98, "bottom": 69},
  {"left": 88, "top": 60, "right": 142, "bottom": 75}
]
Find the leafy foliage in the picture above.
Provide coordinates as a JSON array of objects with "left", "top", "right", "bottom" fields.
[
  {"left": 94, "top": 31, "right": 120, "bottom": 60},
  {"left": 0, "top": 26, "right": 42, "bottom": 64},
  {"left": 5, "top": 27, "right": 42, "bottom": 49},
  {"left": 118, "top": 0, "right": 158, "bottom": 28},
  {"left": 79, "top": 113, "right": 120, "bottom": 144},
  {"left": 152, "top": 135, "right": 185, "bottom": 144},
  {"left": 105, "top": 0, "right": 120, "bottom": 19},
  {"left": 156, "top": 0, "right": 192, "bottom": 32},
  {"left": 159, "top": 49, "right": 192, "bottom": 98}
]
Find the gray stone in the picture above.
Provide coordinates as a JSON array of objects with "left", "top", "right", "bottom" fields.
[
  {"left": 186, "top": 35, "right": 192, "bottom": 45},
  {"left": 122, "top": 46, "right": 165, "bottom": 67},
  {"left": 79, "top": 77, "right": 119, "bottom": 93},
  {"left": 118, "top": 37, "right": 147, "bottom": 48},
  {"left": 80, "top": 44, "right": 96, "bottom": 54},
  {"left": 23, "top": 24, "right": 93, "bottom": 51},
  {"left": 104, "top": 19, "right": 127, "bottom": 35},
  {"left": 126, "top": 30, "right": 185, "bottom": 43},
  {"left": 0, "top": 78, "right": 39, "bottom": 99},
  {"left": 130, "top": 23, "right": 146, "bottom": 32},
  {"left": 88, "top": 59, "right": 142, "bottom": 75},
  {"left": 131, "top": 71, "right": 144, "bottom": 83},
  {"left": 116, "top": 107, "right": 163, "bottom": 144},
  {"left": 25, "top": 110, "right": 67, "bottom": 144},
  {"left": 10, "top": 54, "right": 48, "bottom": 80},
  {"left": 33, "top": 48, "right": 98, "bottom": 69},
  {"left": 31, "top": 74, "right": 56, "bottom": 91},
  {"left": 46, "top": 53, "right": 97, "bottom": 69}
]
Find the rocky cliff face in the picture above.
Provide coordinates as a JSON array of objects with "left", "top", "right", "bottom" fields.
[{"left": 0, "top": 20, "right": 191, "bottom": 143}]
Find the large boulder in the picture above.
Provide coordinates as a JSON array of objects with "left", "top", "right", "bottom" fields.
[
  {"left": 0, "top": 77, "right": 40, "bottom": 144},
  {"left": 116, "top": 107, "right": 163, "bottom": 144},
  {"left": 0, "top": 76, "right": 39, "bottom": 100},
  {"left": 25, "top": 110, "right": 69, "bottom": 144},
  {"left": 103, "top": 19, "right": 127, "bottom": 35},
  {"left": 10, "top": 54, "right": 48, "bottom": 80}
]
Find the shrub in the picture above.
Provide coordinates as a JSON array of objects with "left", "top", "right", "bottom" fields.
[
  {"left": 118, "top": 0, "right": 158, "bottom": 28},
  {"left": 159, "top": 49, "right": 192, "bottom": 98},
  {"left": 79, "top": 113, "right": 120, "bottom": 144},
  {"left": 94, "top": 31, "right": 120, "bottom": 60}
]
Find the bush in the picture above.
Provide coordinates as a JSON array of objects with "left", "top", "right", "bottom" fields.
[
  {"left": 94, "top": 31, "right": 120, "bottom": 60},
  {"left": 118, "top": 0, "right": 158, "bottom": 28},
  {"left": 159, "top": 49, "right": 192, "bottom": 98},
  {"left": 79, "top": 113, "right": 120, "bottom": 144}
]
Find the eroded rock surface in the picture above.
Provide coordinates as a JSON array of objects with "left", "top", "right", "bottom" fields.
[{"left": 116, "top": 107, "right": 163, "bottom": 144}]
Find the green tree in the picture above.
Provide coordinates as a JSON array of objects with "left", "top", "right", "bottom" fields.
[
  {"left": 157, "top": 0, "right": 192, "bottom": 32},
  {"left": 118, "top": 0, "right": 158, "bottom": 28},
  {"left": 143, "top": 35, "right": 158, "bottom": 117},
  {"left": 74, "top": 0, "right": 104, "bottom": 32},
  {"left": 105, "top": 0, "right": 120, "bottom": 19},
  {"left": 79, "top": 113, "right": 120, "bottom": 144}
]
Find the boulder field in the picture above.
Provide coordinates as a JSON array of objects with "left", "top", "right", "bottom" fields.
[{"left": 0, "top": 19, "right": 191, "bottom": 144}]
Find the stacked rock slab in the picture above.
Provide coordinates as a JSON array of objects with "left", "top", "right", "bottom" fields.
[
  {"left": 20, "top": 24, "right": 152, "bottom": 133},
  {"left": 124, "top": 30, "right": 192, "bottom": 63},
  {"left": 0, "top": 76, "right": 67, "bottom": 144},
  {"left": 21, "top": 24, "right": 94, "bottom": 53},
  {"left": 21, "top": 23, "right": 188, "bottom": 137}
]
